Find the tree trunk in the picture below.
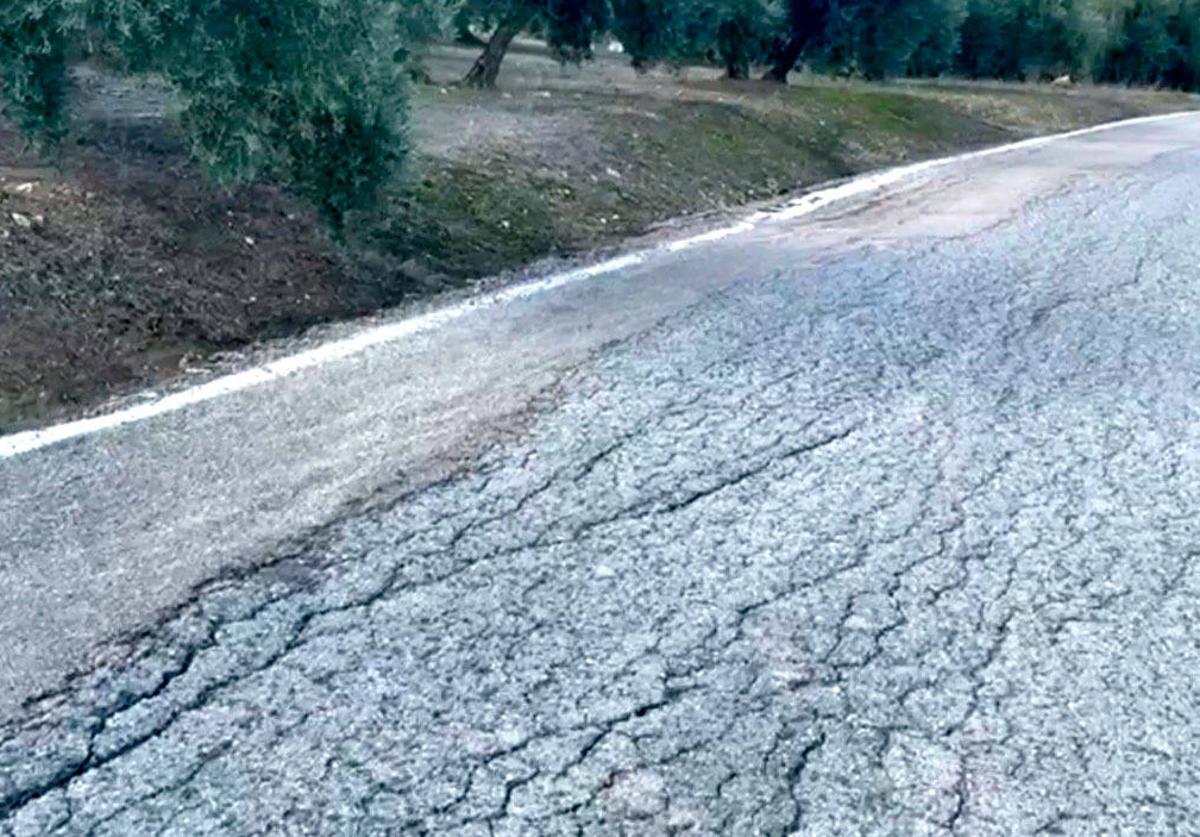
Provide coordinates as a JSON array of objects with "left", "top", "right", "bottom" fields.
[
  {"left": 763, "top": 1, "right": 829, "bottom": 83},
  {"left": 463, "top": 11, "right": 531, "bottom": 89},
  {"left": 725, "top": 59, "right": 751, "bottom": 80},
  {"left": 763, "top": 34, "right": 808, "bottom": 83},
  {"left": 718, "top": 19, "right": 751, "bottom": 81}
]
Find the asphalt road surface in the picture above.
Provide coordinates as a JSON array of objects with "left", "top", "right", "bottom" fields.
[{"left": 4, "top": 114, "right": 1200, "bottom": 835}]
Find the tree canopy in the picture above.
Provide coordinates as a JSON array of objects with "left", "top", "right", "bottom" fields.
[
  {"left": 1, "top": 0, "right": 421, "bottom": 227},
  {"left": 453, "top": 0, "right": 1200, "bottom": 87}
]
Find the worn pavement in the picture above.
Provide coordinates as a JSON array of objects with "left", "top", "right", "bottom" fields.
[{"left": 3, "top": 116, "right": 1200, "bottom": 834}]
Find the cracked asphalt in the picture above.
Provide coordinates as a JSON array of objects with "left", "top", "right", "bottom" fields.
[{"left": 4, "top": 115, "right": 1200, "bottom": 835}]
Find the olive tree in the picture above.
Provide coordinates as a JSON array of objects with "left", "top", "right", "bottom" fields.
[
  {"left": 460, "top": 0, "right": 609, "bottom": 87},
  {"left": 1, "top": 0, "right": 420, "bottom": 227},
  {"left": 763, "top": 0, "right": 832, "bottom": 82},
  {"left": 610, "top": 0, "right": 784, "bottom": 79}
]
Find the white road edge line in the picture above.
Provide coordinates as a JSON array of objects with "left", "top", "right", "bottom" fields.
[{"left": 2, "top": 109, "right": 1196, "bottom": 461}]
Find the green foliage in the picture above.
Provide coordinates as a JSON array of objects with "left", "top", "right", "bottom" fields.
[
  {"left": 703, "top": 0, "right": 787, "bottom": 77},
  {"left": 0, "top": 1, "right": 81, "bottom": 145},
  {"left": 456, "top": 0, "right": 609, "bottom": 61},
  {"left": 609, "top": 0, "right": 785, "bottom": 77},
  {"left": 956, "top": 0, "right": 1086, "bottom": 79},
  {"left": 1, "top": 0, "right": 420, "bottom": 228},
  {"left": 453, "top": 0, "right": 513, "bottom": 30},
  {"left": 780, "top": 0, "right": 1200, "bottom": 86},
  {"left": 1099, "top": 0, "right": 1200, "bottom": 86},
  {"left": 155, "top": 0, "right": 409, "bottom": 227},
  {"left": 397, "top": 0, "right": 457, "bottom": 66},
  {"left": 815, "top": 0, "right": 966, "bottom": 79},
  {"left": 953, "top": 0, "right": 1200, "bottom": 87},
  {"left": 602, "top": 0, "right": 1200, "bottom": 87},
  {"left": 544, "top": 0, "right": 611, "bottom": 60},
  {"left": 447, "top": 0, "right": 1200, "bottom": 89},
  {"left": 610, "top": 0, "right": 682, "bottom": 68}
]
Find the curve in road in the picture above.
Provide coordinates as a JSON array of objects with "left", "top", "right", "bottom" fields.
[{"left": 3, "top": 114, "right": 1200, "bottom": 835}]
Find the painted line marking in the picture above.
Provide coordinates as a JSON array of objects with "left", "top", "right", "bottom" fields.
[{"left": 2, "top": 109, "right": 1196, "bottom": 461}]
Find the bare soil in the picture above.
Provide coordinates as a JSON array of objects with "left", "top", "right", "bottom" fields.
[{"left": 1, "top": 44, "right": 1195, "bottom": 432}]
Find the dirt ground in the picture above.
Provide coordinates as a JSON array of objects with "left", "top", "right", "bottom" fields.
[{"left": 2, "top": 43, "right": 1195, "bottom": 432}]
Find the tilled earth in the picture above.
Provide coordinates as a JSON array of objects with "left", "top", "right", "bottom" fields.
[{"left": 4, "top": 141, "right": 1200, "bottom": 834}]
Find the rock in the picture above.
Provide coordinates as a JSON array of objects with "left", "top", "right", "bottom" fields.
[
  {"left": 10, "top": 212, "right": 32, "bottom": 229},
  {"left": 1052, "top": 74, "right": 1074, "bottom": 87}
]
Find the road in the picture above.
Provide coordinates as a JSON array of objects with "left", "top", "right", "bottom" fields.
[{"left": 3, "top": 114, "right": 1200, "bottom": 835}]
